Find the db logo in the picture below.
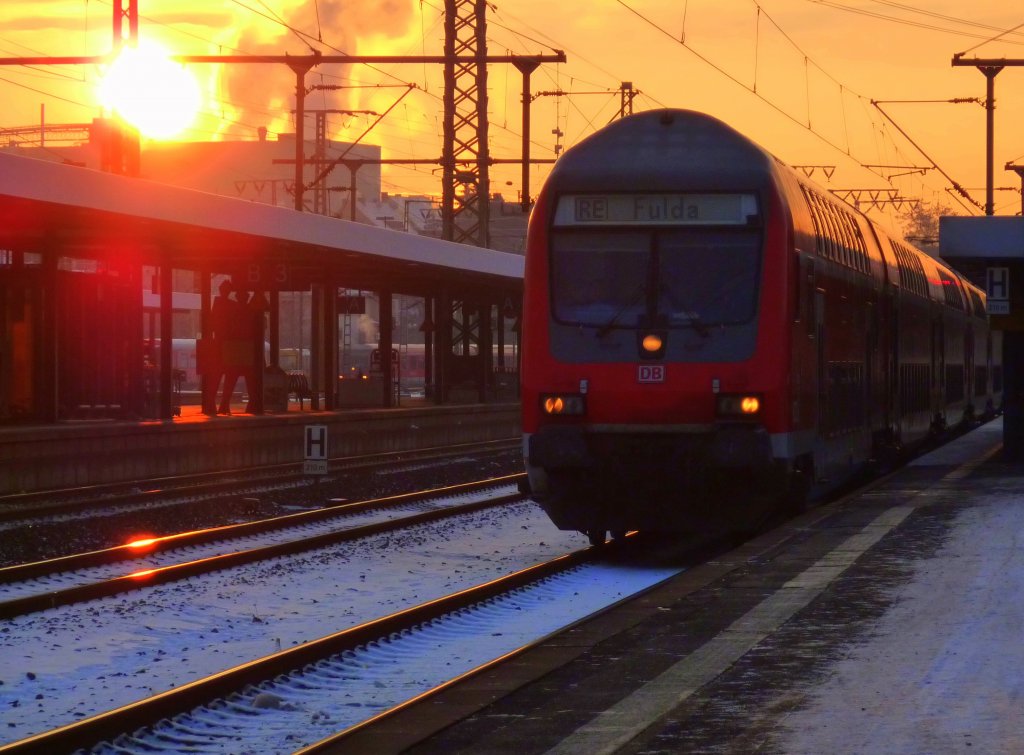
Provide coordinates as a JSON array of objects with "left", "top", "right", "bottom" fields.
[{"left": 637, "top": 364, "right": 665, "bottom": 383}]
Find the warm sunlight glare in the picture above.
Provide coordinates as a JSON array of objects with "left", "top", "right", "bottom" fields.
[
  {"left": 126, "top": 536, "right": 159, "bottom": 550},
  {"left": 98, "top": 42, "right": 201, "bottom": 139}
]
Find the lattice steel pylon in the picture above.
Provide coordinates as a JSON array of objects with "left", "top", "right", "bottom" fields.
[
  {"left": 108, "top": 0, "right": 140, "bottom": 176},
  {"left": 442, "top": 0, "right": 490, "bottom": 247},
  {"left": 113, "top": 0, "right": 138, "bottom": 50}
]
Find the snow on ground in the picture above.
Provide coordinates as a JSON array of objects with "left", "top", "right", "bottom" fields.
[
  {"left": 0, "top": 501, "right": 589, "bottom": 745},
  {"left": 774, "top": 471, "right": 1024, "bottom": 752},
  {"left": 95, "top": 562, "right": 682, "bottom": 754}
]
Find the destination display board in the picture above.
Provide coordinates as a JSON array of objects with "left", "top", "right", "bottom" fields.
[{"left": 553, "top": 193, "right": 758, "bottom": 227}]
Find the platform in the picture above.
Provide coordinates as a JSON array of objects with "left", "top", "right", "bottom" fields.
[
  {"left": 0, "top": 400, "right": 519, "bottom": 496},
  {"left": 338, "top": 418, "right": 1024, "bottom": 754}
]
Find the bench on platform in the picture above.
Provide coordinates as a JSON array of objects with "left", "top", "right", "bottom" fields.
[{"left": 286, "top": 371, "right": 311, "bottom": 410}]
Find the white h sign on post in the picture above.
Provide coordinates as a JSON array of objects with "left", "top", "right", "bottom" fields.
[
  {"left": 303, "top": 424, "right": 328, "bottom": 475},
  {"left": 987, "top": 267, "right": 1010, "bottom": 315}
]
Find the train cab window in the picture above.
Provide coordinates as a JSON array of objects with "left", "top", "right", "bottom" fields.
[
  {"left": 550, "top": 227, "right": 761, "bottom": 330},
  {"left": 550, "top": 232, "right": 649, "bottom": 326},
  {"left": 656, "top": 230, "right": 761, "bottom": 326}
]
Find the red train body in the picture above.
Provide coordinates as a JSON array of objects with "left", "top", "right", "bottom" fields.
[{"left": 521, "top": 109, "right": 1001, "bottom": 542}]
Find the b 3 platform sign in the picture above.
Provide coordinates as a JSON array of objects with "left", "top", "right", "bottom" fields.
[{"left": 303, "top": 424, "right": 329, "bottom": 475}]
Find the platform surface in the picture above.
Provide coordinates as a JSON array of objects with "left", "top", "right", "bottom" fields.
[{"left": 0, "top": 399, "right": 518, "bottom": 496}]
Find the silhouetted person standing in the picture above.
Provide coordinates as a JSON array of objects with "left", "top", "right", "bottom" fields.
[
  {"left": 217, "top": 284, "right": 247, "bottom": 415},
  {"left": 203, "top": 279, "right": 234, "bottom": 415}
]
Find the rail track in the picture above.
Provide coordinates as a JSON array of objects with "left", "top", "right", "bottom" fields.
[
  {"left": 0, "top": 538, "right": 690, "bottom": 755},
  {"left": 0, "top": 477, "right": 596, "bottom": 751},
  {"left": 0, "top": 423, "right": 997, "bottom": 754},
  {"left": 0, "top": 476, "right": 527, "bottom": 619},
  {"left": 0, "top": 438, "right": 521, "bottom": 524}
]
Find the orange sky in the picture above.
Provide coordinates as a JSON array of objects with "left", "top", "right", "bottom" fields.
[{"left": 2, "top": 0, "right": 1024, "bottom": 231}]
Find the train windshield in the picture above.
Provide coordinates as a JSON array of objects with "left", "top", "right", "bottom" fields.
[
  {"left": 550, "top": 228, "right": 761, "bottom": 330},
  {"left": 656, "top": 230, "right": 760, "bottom": 325},
  {"left": 551, "top": 232, "right": 650, "bottom": 326}
]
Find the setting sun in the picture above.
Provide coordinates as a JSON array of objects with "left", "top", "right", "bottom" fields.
[{"left": 98, "top": 42, "right": 201, "bottom": 140}]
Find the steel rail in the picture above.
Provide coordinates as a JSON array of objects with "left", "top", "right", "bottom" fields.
[
  {"left": 0, "top": 438, "right": 520, "bottom": 523},
  {"left": 0, "top": 477, "right": 526, "bottom": 620}
]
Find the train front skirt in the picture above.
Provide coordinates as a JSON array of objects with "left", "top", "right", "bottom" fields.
[{"left": 526, "top": 423, "right": 790, "bottom": 534}]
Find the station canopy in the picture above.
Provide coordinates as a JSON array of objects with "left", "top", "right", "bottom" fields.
[{"left": 0, "top": 151, "right": 523, "bottom": 295}]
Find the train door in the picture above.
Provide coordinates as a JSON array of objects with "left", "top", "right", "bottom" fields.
[
  {"left": 889, "top": 290, "right": 902, "bottom": 446},
  {"left": 965, "top": 325, "right": 975, "bottom": 415},
  {"left": 791, "top": 254, "right": 817, "bottom": 431},
  {"left": 866, "top": 298, "right": 881, "bottom": 436},
  {"left": 815, "top": 288, "right": 827, "bottom": 434},
  {"left": 931, "top": 313, "right": 945, "bottom": 430}
]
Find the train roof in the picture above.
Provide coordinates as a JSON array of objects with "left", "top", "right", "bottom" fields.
[
  {"left": 0, "top": 151, "right": 522, "bottom": 292},
  {"left": 546, "top": 109, "right": 776, "bottom": 193}
]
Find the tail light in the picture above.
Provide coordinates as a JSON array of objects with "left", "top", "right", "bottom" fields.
[
  {"left": 541, "top": 393, "right": 586, "bottom": 416},
  {"left": 716, "top": 394, "right": 762, "bottom": 418}
]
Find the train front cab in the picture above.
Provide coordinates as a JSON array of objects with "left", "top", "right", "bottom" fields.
[
  {"left": 522, "top": 169, "right": 800, "bottom": 537},
  {"left": 521, "top": 108, "right": 1001, "bottom": 543}
]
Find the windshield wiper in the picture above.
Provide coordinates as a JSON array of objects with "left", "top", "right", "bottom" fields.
[
  {"left": 672, "top": 310, "right": 711, "bottom": 338},
  {"left": 595, "top": 286, "right": 646, "bottom": 338}
]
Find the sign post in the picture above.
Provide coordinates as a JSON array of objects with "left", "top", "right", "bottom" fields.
[{"left": 303, "top": 424, "right": 329, "bottom": 475}]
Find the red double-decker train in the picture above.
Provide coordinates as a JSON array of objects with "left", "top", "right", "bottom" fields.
[{"left": 521, "top": 109, "right": 1001, "bottom": 544}]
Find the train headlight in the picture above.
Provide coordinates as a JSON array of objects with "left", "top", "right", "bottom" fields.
[
  {"left": 641, "top": 333, "right": 663, "bottom": 352},
  {"left": 716, "top": 393, "right": 762, "bottom": 418},
  {"left": 637, "top": 330, "right": 666, "bottom": 359},
  {"left": 541, "top": 393, "right": 586, "bottom": 416}
]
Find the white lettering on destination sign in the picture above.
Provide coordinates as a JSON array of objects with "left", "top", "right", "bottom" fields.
[{"left": 554, "top": 193, "right": 758, "bottom": 227}]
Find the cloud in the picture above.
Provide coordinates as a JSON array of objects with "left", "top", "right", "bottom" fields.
[
  {"left": 2, "top": 14, "right": 95, "bottom": 32},
  {"left": 1, "top": 11, "right": 232, "bottom": 33},
  {"left": 218, "top": 0, "right": 416, "bottom": 139}
]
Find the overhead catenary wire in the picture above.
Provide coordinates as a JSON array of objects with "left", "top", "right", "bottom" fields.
[
  {"left": 613, "top": 0, "right": 888, "bottom": 178},
  {"left": 956, "top": 18, "right": 1024, "bottom": 56},
  {"left": 871, "top": 100, "right": 983, "bottom": 214},
  {"left": 1, "top": 1, "right": 994, "bottom": 216},
  {"left": 808, "top": 1, "right": 1024, "bottom": 47},
  {"left": 612, "top": 0, "right": 981, "bottom": 218}
]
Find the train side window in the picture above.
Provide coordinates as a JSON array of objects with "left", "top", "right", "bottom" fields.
[
  {"left": 802, "top": 188, "right": 826, "bottom": 259},
  {"left": 841, "top": 213, "right": 863, "bottom": 273},
  {"left": 851, "top": 217, "right": 868, "bottom": 273},
  {"left": 822, "top": 202, "right": 838, "bottom": 265},
  {"left": 842, "top": 211, "right": 857, "bottom": 270},
  {"left": 826, "top": 203, "right": 846, "bottom": 267},
  {"left": 825, "top": 202, "right": 844, "bottom": 266},
  {"left": 816, "top": 196, "right": 834, "bottom": 261},
  {"left": 818, "top": 199, "right": 834, "bottom": 261}
]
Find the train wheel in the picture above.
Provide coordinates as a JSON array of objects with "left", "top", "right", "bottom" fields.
[{"left": 587, "top": 530, "right": 607, "bottom": 547}]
